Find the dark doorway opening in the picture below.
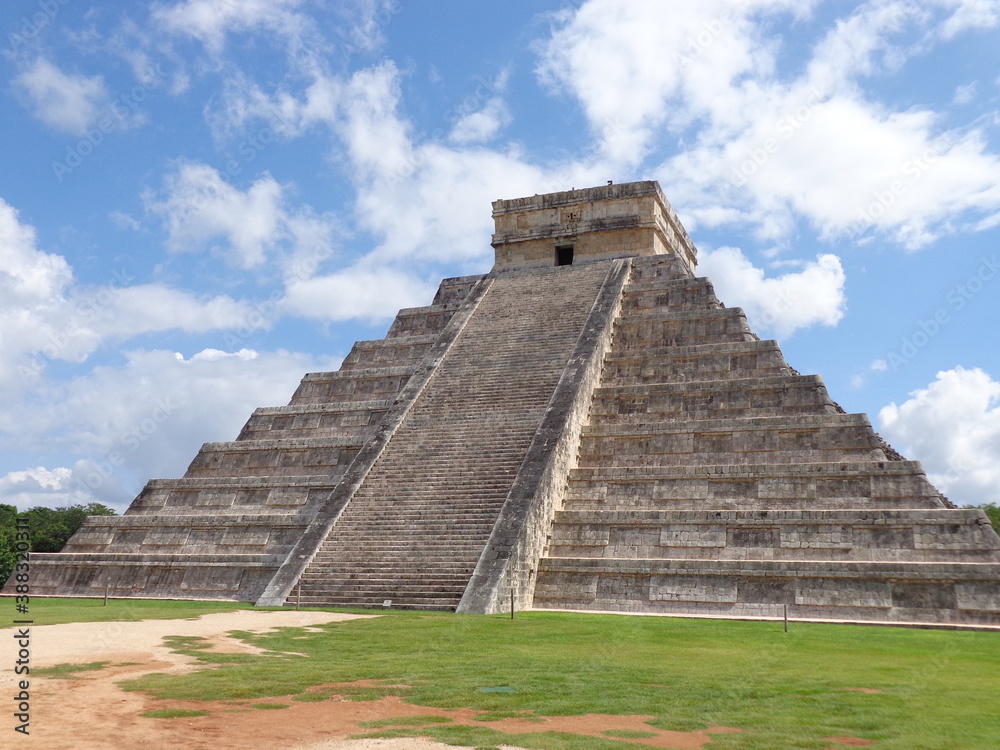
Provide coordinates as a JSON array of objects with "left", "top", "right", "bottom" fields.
[{"left": 555, "top": 245, "right": 575, "bottom": 266}]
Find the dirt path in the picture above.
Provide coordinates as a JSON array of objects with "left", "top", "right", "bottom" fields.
[{"left": 2, "top": 610, "right": 740, "bottom": 750}]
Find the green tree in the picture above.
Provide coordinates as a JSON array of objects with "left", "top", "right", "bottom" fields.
[
  {"left": 972, "top": 503, "right": 1000, "bottom": 535},
  {"left": 0, "top": 504, "right": 17, "bottom": 590},
  {"left": 0, "top": 503, "right": 117, "bottom": 583}
]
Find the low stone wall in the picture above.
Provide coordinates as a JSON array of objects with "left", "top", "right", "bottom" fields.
[{"left": 534, "top": 557, "right": 1000, "bottom": 625}]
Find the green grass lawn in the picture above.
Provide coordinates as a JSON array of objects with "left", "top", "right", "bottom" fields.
[
  {"left": 0, "top": 596, "right": 259, "bottom": 626},
  {"left": 9, "top": 600, "right": 1000, "bottom": 749}
]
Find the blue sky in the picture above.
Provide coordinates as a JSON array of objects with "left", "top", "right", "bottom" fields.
[{"left": 1, "top": 0, "right": 999, "bottom": 513}]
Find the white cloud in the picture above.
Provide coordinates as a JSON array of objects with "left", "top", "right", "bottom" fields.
[
  {"left": 282, "top": 266, "right": 435, "bottom": 323},
  {"left": 97, "top": 284, "right": 257, "bottom": 337},
  {"left": 0, "top": 197, "right": 260, "bottom": 392},
  {"left": 933, "top": 0, "right": 1000, "bottom": 38},
  {"left": 953, "top": 81, "right": 979, "bottom": 105},
  {"left": 538, "top": 0, "right": 1000, "bottom": 248},
  {"left": 536, "top": 0, "right": 807, "bottom": 164},
  {"left": 0, "top": 467, "right": 97, "bottom": 512},
  {"left": 329, "top": 62, "right": 592, "bottom": 267},
  {"left": 143, "top": 162, "right": 338, "bottom": 269},
  {"left": 0, "top": 198, "right": 72, "bottom": 306},
  {"left": 151, "top": 0, "right": 307, "bottom": 53},
  {"left": 206, "top": 68, "right": 343, "bottom": 138},
  {"left": 12, "top": 58, "right": 113, "bottom": 136},
  {"left": 0, "top": 347, "right": 341, "bottom": 512},
  {"left": 879, "top": 366, "right": 1000, "bottom": 506},
  {"left": 697, "top": 246, "right": 846, "bottom": 338},
  {"left": 449, "top": 97, "right": 512, "bottom": 144},
  {"left": 663, "top": 78, "right": 1000, "bottom": 250}
]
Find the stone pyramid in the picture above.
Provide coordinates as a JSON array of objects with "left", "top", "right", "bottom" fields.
[{"left": 13, "top": 181, "right": 1000, "bottom": 625}]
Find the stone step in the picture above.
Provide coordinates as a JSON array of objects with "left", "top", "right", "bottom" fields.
[
  {"left": 546, "top": 508, "right": 1000, "bottom": 563},
  {"left": 65, "top": 514, "right": 308, "bottom": 555},
  {"left": 562, "top": 461, "right": 947, "bottom": 510},
  {"left": 127, "top": 476, "right": 338, "bottom": 514},
  {"left": 385, "top": 302, "right": 464, "bottom": 337},
  {"left": 311, "top": 534, "right": 492, "bottom": 546},
  {"left": 306, "top": 561, "right": 481, "bottom": 572},
  {"left": 297, "top": 586, "right": 470, "bottom": 599},
  {"left": 184, "top": 437, "right": 360, "bottom": 478},
  {"left": 294, "top": 595, "right": 460, "bottom": 611},
  {"left": 621, "top": 276, "right": 723, "bottom": 313},
  {"left": 580, "top": 411, "right": 876, "bottom": 436},
  {"left": 533, "top": 557, "right": 1000, "bottom": 625},
  {"left": 340, "top": 333, "right": 440, "bottom": 369},
  {"left": 238, "top": 401, "right": 391, "bottom": 440},
  {"left": 289, "top": 365, "right": 418, "bottom": 405},
  {"left": 430, "top": 274, "right": 488, "bottom": 307},
  {"left": 20, "top": 552, "right": 282, "bottom": 601},
  {"left": 588, "top": 375, "right": 837, "bottom": 420},
  {"left": 612, "top": 307, "right": 757, "bottom": 350},
  {"left": 305, "top": 558, "right": 479, "bottom": 568},
  {"left": 333, "top": 516, "right": 501, "bottom": 526},
  {"left": 602, "top": 340, "right": 793, "bottom": 385},
  {"left": 579, "top": 413, "right": 885, "bottom": 465},
  {"left": 630, "top": 255, "right": 693, "bottom": 282},
  {"left": 300, "top": 568, "right": 473, "bottom": 579}
]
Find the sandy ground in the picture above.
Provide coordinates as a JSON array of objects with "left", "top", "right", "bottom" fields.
[{"left": 0, "top": 609, "right": 870, "bottom": 750}]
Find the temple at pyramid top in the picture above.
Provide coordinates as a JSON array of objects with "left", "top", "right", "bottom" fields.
[
  {"left": 491, "top": 181, "right": 698, "bottom": 273},
  {"left": 8, "top": 180, "right": 1000, "bottom": 627}
]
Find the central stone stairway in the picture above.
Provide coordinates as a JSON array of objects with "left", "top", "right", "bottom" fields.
[{"left": 289, "top": 261, "right": 614, "bottom": 609}]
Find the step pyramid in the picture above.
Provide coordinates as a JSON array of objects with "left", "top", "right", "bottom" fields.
[{"left": 11, "top": 181, "right": 1000, "bottom": 625}]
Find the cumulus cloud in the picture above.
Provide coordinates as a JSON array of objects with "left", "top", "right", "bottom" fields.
[
  {"left": 934, "top": 0, "right": 1000, "bottom": 38},
  {"left": 449, "top": 97, "right": 511, "bottom": 145},
  {"left": 536, "top": 0, "right": 807, "bottom": 164},
  {"left": 0, "top": 197, "right": 260, "bottom": 392},
  {"left": 696, "top": 246, "right": 846, "bottom": 338},
  {"left": 0, "top": 467, "right": 98, "bottom": 512},
  {"left": 143, "top": 162, "right": 339, "bottom": 269},
  {"left": 12, "top": 58, "right": 111, "bottom": 136},
  {"left": 151, "top": 0, "right": 308, "bottom": 53},
  {"left": 282, "top": 265, "right": 435, "bottom": 322},
  {"left": 538, "top": 0, "right": 1000, "bottom": 248},
  {"left": 879, "top": 366, "right": 1000, "bottom": 506},
  {"left": 330, "top": 62, "right": 600, "bottom": 267},
  {"left": 0, "top": 347, "right": 341, "bottom": 512}
]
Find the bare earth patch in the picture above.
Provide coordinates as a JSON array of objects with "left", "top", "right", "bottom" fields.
[{"left": 4, "top": 610, "right": 740, "bottom": 750}]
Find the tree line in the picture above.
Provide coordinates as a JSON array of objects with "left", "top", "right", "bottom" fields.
[{"left": 0, "top": 503, "right": 117, "bottom": 583}]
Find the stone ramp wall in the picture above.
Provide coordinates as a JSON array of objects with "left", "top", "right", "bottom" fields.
[{"left": 533, "top": 255, "right": 1000, "bottom": 625}]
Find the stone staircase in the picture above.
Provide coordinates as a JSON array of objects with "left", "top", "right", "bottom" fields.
[
  {"left": 533, "top": 255, "right": 1000, "bottom": 625},
  {"left": 18, "top": 274, "right": 486, "bottom": 600},
  {"left": 289, "top": 261, "right": 614, "bottom": 609}
]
